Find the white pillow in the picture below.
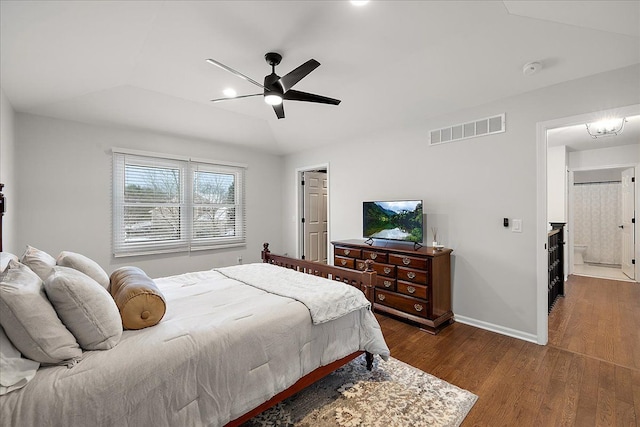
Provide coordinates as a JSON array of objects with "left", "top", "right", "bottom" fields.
[
  {"left": 45, "top": 266, "right": 122, "bottom": 350},
  {"left": 19, "top": 246, "right": 56, "bottom": 281},
  {"left": 0, "top": 326, "right": 40, "bottom": 395},
  {"left": 1, "top": 252, "right": 18, "bottom": 271},
  {"left": 56, "top": 251, "right": 109, "bottom": 290},
  {"left": 0, "top": 260, "right": 82, "bottom": 365}
]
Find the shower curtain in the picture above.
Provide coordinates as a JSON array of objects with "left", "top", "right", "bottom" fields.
[{"left": 573, "top": 182, "right": 622, "bottom": 265}]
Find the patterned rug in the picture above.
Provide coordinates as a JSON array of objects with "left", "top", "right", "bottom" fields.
[{"left": 243, "top": 355, "right": 478, "bottom": 427}]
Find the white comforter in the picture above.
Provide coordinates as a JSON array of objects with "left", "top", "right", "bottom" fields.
[
  {"left": 0, "top": 268, "right": 390, "bottom": 427},
  {"left": 216, "top": 263, "right": 371, "bottom": 324}
]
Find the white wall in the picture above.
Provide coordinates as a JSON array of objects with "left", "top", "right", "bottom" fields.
[
  {"left": 14, "top": 114, "right": 283, "bottom": 278},
  {"left": 547, "top": 144, "right": 568, "bottom": 278},
  {"left": 569, "top": 144, "right": 640, "bottom": 170},
  {"left": 547, "top": 145, "right": 567, "bottom": 224},
  {"left": 282, "top": 64, "right": 640, "bottom": 341},
  {"left": 574, "top": 168, "right": 626, "bottom": 183},
  {"left": 0, "top": 88, "right": 17, "bottom": 253}
]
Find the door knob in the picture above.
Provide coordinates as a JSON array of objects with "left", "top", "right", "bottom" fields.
[{"left": 619, "top": 225, "right": 624, "bottom": 229}]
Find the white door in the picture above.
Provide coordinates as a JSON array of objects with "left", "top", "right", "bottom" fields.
[
  {"left": 303, "top": 171, "right": 328, "bottom": 263},
  {"left": 621, "top": 167, "right": 635, "bottom": 279}
]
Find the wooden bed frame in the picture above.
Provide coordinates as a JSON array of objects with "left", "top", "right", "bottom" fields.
[
  {"left": 225, "top": 243, "right": 378, "bottom": 426},
  {"left": 261, "top": 243, "right": 376, "bottom": 303},
  {"left": 0, "top": 183, "right": 5, "bottom": 252}
]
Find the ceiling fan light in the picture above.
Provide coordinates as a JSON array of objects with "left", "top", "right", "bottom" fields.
[{"left": 264, "top": 94, "right": 283, "bottom": 105}]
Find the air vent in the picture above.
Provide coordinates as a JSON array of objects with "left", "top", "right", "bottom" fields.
[{"left": 429, "top": 113, "right": 505, "bottom": 145}]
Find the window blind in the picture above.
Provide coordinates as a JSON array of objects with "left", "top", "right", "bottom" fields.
[
  {"left": 190, "top": 161, "right": 245, "bottom": 250},
  {"left": 113, "top": 152, "right": 246, "bottom": 257}
]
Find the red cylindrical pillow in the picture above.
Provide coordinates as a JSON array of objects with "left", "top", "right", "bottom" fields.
[{"left": 109, "top": 267, "right": 166, "bottom": 330}]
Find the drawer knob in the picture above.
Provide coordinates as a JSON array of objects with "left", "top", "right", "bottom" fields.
[
  {"left": 402, "top": 257, "right": 410, "bottom": 265},
  {"left": 384, "top": 280, "right": 392, "bottom": 288},
  {"left": 378, "top": 294, "right": 386, "bottom": 301},
  {"left": 414, "top": 304, "right": 423, "bottom": 312},
  {"left": 383, "top": 267, "right": 391, "bottom": 274},
  {"left": 370, "top": 253, "right": 377, "bottom": 260},
  {"left": 344, "top": 249, "right": 350, "bottom": 255},
  {"left": 407, "top": 272, "right": 416, "bottom": 280},
  {"left": 407, "top": 286, "right": 416, "bottom": 294},
  {"left": 340, "top": 259, "right": 347, "bottom": 266}
]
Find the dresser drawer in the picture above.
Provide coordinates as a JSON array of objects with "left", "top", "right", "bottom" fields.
[
  {"left": 397, "top": 266, "right": 428, "bottom": 285},
  {"left": 376, "top": 276, "right": 396, "bottom": 291},
  {"left": 389, "top": 254, "right": 428, "bottom": 270},
  {"left": 362, "top": 250, "right": 388, "bottom": 263},
  {"left": 334, "top": 256, "right": 354, "bottom": 269},
  {"left": 375, "top": 290, "right": 428, "bottom": 318},
  {"left": 367, "top": 262, "right": 395, "bottom": 277},
  {"left": 397, "top": 280, "right": 427, "bottom": 299},
  {"left": 355, "top": 260, "right": 394, "bottom": 276},
  {"left": 334, "top": 246, "right": 361, "bottom": 258}
]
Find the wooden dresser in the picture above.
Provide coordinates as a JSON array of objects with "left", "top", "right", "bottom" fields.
[{"left": 332, "top": 239, "right": 453, "bottom": 334}]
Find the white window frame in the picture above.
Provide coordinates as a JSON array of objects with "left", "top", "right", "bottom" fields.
[
  {"left": 190, "top": 161, "right": 245, "bottom": 251},
  {"left": 112, "top": 149, "right": 246, "bottom": 257}
]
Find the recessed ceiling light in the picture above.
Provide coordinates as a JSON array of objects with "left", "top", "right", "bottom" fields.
[
  {"left": 522, "top": 61, "right": 542, "bottom": 76},
  {"left": 223, "top": 88, "right": 237, "bottom": 98},
  {"left": 351, "top": 0, "right": 369, "bottom": 6}
]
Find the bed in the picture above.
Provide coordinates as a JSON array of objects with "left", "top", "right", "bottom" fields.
[{"left": 0, "top": 241, "right": 390, "bottom": 426}]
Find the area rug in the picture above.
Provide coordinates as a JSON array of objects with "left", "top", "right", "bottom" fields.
[{"left": 243, "top": 355, "right": 478, "bottom": 427}]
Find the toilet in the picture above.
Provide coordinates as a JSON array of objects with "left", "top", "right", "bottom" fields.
[{"left": 574, "top": 244, "right": 587, "bottom": 265}]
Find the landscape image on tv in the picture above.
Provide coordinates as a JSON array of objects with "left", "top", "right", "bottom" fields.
[{"left": 363, "top": 200, "right": 423, "bottom": 243}]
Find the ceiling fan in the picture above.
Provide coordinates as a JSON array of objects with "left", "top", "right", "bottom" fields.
[{"left": 206, "top": 52, "right": 341, "bottom": 119}]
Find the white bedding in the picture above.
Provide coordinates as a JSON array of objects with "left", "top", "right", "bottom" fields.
[
  {"left": 216, "top": 263, "right": 371, "bottom": 324},
  {"left": 0, "top": 268, "right": 390, "bottom": 427}
]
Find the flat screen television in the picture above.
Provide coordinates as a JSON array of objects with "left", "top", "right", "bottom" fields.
[{"left": 362, "top": 200, "right": 423, "bottom": 243}]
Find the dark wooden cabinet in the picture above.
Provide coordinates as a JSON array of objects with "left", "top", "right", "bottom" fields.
[
  {"left": 332, "top": 239, "right": 454, "bottom": 334},
  {"left": 548, "top": 222, "right": 565, "bottom": 313}
]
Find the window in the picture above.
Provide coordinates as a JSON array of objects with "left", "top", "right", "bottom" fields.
[{"left": 113, "top": 151, "right": 245, "bottom": 257}]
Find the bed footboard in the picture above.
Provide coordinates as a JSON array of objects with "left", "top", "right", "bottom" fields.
[
  {"left": 224, "top": 244, "right": 379, "bottom": 426},
  {"left": 261, "top": 242, "right": 376, "bottom": 304}
]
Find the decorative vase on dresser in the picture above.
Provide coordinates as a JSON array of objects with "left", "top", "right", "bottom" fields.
[{"left": 332, "top": 239, "right": 453, "bottom": 334}]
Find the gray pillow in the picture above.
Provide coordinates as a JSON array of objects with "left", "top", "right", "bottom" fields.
[
  {"left": 20, "top": 245, "right": 56, "bottom": 281},
  {"left": 1, "top": 252, "right": 18, "bottom": 272},
  {"left": 45, "top": 266, "right": 122, "bottom": 350},
  {"left": 0, "top": 260, "right": 81, "bottom": 365},
  {"left": 56, "top": 251, "right": 109, "bottom": 290}
]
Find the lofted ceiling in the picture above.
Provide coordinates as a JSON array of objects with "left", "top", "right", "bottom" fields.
[{"left": 1, "top": 1, "right": 639, "bottom": 155}]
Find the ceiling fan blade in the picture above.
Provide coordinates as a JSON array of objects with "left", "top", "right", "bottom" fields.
[
  {"left": 272, "top": 103, "right": 285, "bottom": 119},
  {"left": 210, "top": 93, "right": 263, "bottom": 103},
  {"left": 284, "top": 89, "right": 341, "bottom": 105},
  {"left": 205, "top": 59, "right": 266, "bottom": 90},
  {"left": 278, "top": 59, "right": 320, "bottom": 92}
]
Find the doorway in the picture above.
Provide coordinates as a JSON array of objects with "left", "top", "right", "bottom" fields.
[
  {"left": 297, "top": 165, "right": 329, "bottom": 263},
  {"left": 537, "top": 104, "right": 640, "bottom": 345},
  {"left": 569, "top": 167, "right": 636, "bottom": 282}
]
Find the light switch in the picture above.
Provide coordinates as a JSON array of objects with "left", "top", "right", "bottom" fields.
[{"left": 512, "top": 219, "right": 522, "bottom": 233}]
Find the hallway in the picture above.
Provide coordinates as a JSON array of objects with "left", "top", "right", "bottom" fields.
[{"left": 548, "top": 274, "right": 640, "bottom": 371}]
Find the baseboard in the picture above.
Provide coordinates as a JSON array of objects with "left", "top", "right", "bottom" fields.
[{"left": 454, "top": 315, "right": 539, "bottom": 344}]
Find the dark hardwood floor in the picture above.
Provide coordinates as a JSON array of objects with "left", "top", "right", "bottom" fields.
[{"left": 376, "top": 274, "right": 640, "bottom": 426}]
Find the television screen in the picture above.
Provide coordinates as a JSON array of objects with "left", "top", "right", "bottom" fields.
[{"left": 363, "top": 200, "right": 423, "bottom": 243}]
